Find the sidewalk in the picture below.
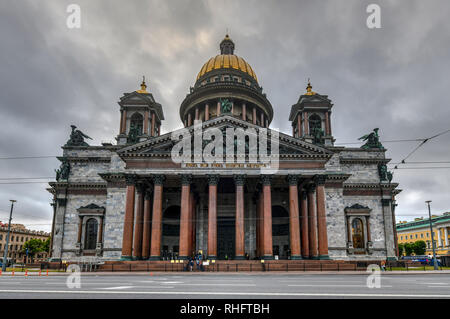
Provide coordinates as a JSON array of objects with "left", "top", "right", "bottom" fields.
[{"left": 1, "top": 270, "right": 450, "bottom": 276}]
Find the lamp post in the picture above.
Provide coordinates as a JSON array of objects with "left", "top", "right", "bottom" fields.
[
  {"left": 2, "top": 200, "right": 16, "bottom": 272},
  {"left": 425, "top": 201, "right": 439, "bottom": 270}
]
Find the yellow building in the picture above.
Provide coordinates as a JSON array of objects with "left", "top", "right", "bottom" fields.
[{"left": 396, "top": 213, "right": 450, "bottom": 256}]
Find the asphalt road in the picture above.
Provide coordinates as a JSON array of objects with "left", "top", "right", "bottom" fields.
[{"left": 0, "top": 273, "right": 449, "bottom": 299}]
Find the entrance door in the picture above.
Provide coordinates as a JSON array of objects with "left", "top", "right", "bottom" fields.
[{"left": 217, "top": 217, "right": 235, "bottom": 260}]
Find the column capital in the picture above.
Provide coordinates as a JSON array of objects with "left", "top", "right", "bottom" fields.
[
  {"left": 314, "top": 175, "right": 327, "bottom": 185},
  {"left": 381, "top": 198, "right": 391, "bottom": 207},
  {"left": 260, "top": 175, "right": 272, "bottom": 186},
  {"left": 306, "top": 183, "right": 316, "bottom": 193},
  {"left": 125, "top": 174, "right": 137, "bottom": 186},
  {"left": 144, "top": 188, "right": 153, "bottom": 200},
  {"left": 180, "top": 174, "right": 192, "bottom": 185},
  {"left": 207, "top": 174, "right": 220, "bottom": 185},
  {"left": 152, "top": 174, "right": 166, "bottom": 186},
  {"left": 233, "top": 174, "right": 246, "bottom": 186},
  {"left": 287, "top": 175, "right": 299, "bottom": 186},
  {"left": 136, "top": 183, "right": 146, "bottom": 194}
]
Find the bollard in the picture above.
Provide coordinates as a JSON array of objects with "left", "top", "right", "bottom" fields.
[
  {"left": 0, "top": 268, "right": 2, "bottom": 276},
  {"left": 46, "top": 269, "right": 49, "bottom": 276},
  {"left": 39, "top": 270, "right": 41, "bottom": 276},
  {"left": 12, "top": 269, "right": 15, "bottom": 276},
  {"left": 25, "top": 269, "right": 28, "bottom": 277}
]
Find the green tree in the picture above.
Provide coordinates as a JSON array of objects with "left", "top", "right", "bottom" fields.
[
  {"left": 22, "top": 238, "right": 47, "bottom": 260},
  {"left": 404, "top": 242, "right": 414, "bottom": 256},
  {"left": 413, "top": 240, "right": 426, "bottom": 255},
  {"left": 398, "top": 243, "right": 405, "bottom": 256}
]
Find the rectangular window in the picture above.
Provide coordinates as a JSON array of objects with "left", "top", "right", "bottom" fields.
[
  {"left": 421, "top": 234, "right": 424, "bottom": 238},
  {"left": 11, "top": 236, "right": 14, "bottom": 241}
]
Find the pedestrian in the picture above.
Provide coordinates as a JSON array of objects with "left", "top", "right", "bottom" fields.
[{"left": 381, "top": 259, "right": 386, "bottom": 271}]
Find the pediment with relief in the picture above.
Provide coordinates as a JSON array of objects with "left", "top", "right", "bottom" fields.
[{"left": 117, "top": 115, "right": 333, "bottom": 160}]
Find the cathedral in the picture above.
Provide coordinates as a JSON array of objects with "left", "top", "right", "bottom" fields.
[{"left": 48, "top": 35, "right": 400, "bottom": 262}]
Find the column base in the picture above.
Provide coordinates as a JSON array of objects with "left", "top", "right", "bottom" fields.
[
  {"left": 148, "top": 256, "right": 161, "bottom": 261},
  {"left": 207, "top": 255, "right": 217, "bottom": 260},
  {"left": 234, "top": 256, "right": 246, "bottom": 260},
  {"left": 318, "top": 255, "right": 330, "bottom": 260},
  {"left": 262, "top": 255, "right": 274, "bottom": 260},
  {"left": 179, "top": 255, "right": 189, "bottom": 260},
  {"left": 120, "top": 256, "right": 133, "bottom": 261},
  {"left": 290, "top": 255, "right": 303, "bottom": 260},
  {"left": 310, "top": 256, "right": 319, "bottom": 260}
]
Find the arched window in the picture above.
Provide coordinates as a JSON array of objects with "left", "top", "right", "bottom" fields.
[
  {"left": 130, "top": 112, "right": 144, "bottom": 135},
  {"left": 352, "top": 218, "right": 365, "bottom": 249},
  {"left": 84, "top": 218, "right": 98, "bottom": 250},
  {"left": 309, "top": 114, "right": 321, "bottom": 133}
]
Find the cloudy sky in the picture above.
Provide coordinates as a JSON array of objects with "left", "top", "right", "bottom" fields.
[{"left": 0, "top": 0, "right": 449, "bottom": 232}]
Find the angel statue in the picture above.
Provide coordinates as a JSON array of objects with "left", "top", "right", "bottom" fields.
[
  {"left": 358, "top": 128, "right": 384, "bottom": 149},
  {"left": 65, "top": 125, "right": 92, "bottom": 147},
  {"left": 220, "top": 98, "right": 232, "bottom": 114}
]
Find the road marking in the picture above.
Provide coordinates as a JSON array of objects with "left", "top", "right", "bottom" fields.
[
  {"left": 160, "top": 281, "right": 183, "bottom": 284},
  {"left": 422, "top": 283, "right": 449, "bottom": 285},
  {"left": 0, "top": 289, "right": 448, "bottom": 298},
  {"left": 288, "top": 284, "right": 392, "bottom": 288},
  {"left": 101, "top": 286, "right": 135, "bottom": 290}
]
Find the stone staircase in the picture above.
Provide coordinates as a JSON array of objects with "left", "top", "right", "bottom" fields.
[{"left": 97, "top": 259, "right": 386, "bottom": 272}]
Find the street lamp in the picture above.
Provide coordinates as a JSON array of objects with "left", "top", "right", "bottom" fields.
[
  {"left": 425, "top": 200, "right": 439, "bottom": 270},
  {"left": 2, "top": 200, "right": 16, "bottom": 272}
]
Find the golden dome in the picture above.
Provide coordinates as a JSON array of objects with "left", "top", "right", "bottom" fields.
[
  {"left": 196, "top": 54, "right": 258, "bottom": 82},
  {"left": 196, "top": 35, "right": 258, "bottom": 82}
]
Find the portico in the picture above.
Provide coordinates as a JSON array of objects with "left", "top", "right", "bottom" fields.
[{"left": 119, "top": 171, "right": 331, "bottom": 261}]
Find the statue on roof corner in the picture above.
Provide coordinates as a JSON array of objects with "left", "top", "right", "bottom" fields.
[
  {"left": 358, "top": 128, "right": 384, "bottom": 149},
  {"left": 65, "top": 125, "right": 92, "bottom": 147},
  {"left": 55, "top": 159, "right": 70, "bottom": 181}
]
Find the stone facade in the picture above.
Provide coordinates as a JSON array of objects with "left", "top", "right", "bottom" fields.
[{"left": 48, "top": 35, "right": 399, "bottom": 262}]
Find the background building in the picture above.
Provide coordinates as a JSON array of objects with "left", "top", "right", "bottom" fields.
[
  {"left": 0, "top": 222, "right": 50, "bottom": 263},
  {"left": 397, "top": 212, "right": 450, "bottom": 256}
]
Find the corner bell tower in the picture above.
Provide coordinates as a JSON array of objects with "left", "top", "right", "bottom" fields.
[
  {"left": 116, "top": 77, "right": 165, "bottom": 145},
  {"left": 289, "top": 80, "right": 334, "bottom": 146}
]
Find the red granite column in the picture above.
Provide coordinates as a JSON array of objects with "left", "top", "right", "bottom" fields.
[
  {"left": 121, "top": 176, "right": 136, "bottom": 259},
  {"left": 234, "top": 175, "right": 245, "bottom": 259},
  {"left": 261, "top": 175, "right": 273, "bottom": 259},
  {"left": 300, "top": 189, "right": 309, "bottom": 258},
  {"left": 150, "top": 175, "right": 165, "bottom": 260},
  {"left": 287, "top": 175, "right": 302, "bottom": 259},
  {"left": 297, "top": 114, "right": 302, "bottom": 137},
  {"left": 144, "top": 110, "right": 149, "bottom": 135},
  {"left": 205, "top": 103, "right": 209, "bottom": 121},
  {"left": 325, "top": 112, "right": 330, "bottom": 135},
  {"left": 195, "top": 107, "right": 199, "bottom": 121},
  {"left": 191, "top": 194, "right": 197, "bottom": 255},
  {"left": 255, "top": 194, "right": 260, "bottom": 257},
  {"left": 217, "top": 101, "right": 221, "bottom": 117},
  {"left": 151, "top": 112, "right": 156, "bottom": 137},
  {"left": 258, "top": 190, "right": 264, "bottom": 258},
  {"left": 260, "top": 113, "right": 264, "bottom": 127},
  {"left": 307, "top": 183, "right": 318, "bottom": 259},
  {"left": 77, "top": 216, "right": 83, "bottom": 244},
  {"left": 207, "top": 175, "right": 219, "bottom": 259},
  {"left": 315, "top": 176, "right": 329, "bottom": 259},
  {"left": 121, "top": 109, "right": 127, "bottom": 134},
  {"left": 242, "top": 103, "right": 246, "bottom": 121},
  {"left": 97, "top": 216, "right": 104, "bottom": 246},
  {"left": 304, "top": 111, "right": 309, "bottom": 135},
  {"left": 142, "top": 188, "right": 152, "bottom": 259},
  {"left": 133, "top": 185, "right": 145, "bottom": 259},
  {"left": 179, "top": 175, "right": 192, "bottom": 259},
  {"left": 187, "top": 113, "right": 192, "bottom": 127},
  {"left": 253, "top": 107, "right": 257, "bottom": 125},
  {"left": 188, "top": 191, "right": 195, "bottom": 256}
]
